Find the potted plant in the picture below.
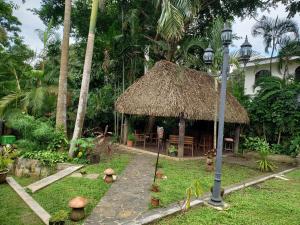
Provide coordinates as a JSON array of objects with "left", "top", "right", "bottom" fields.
[
  {"left": 127, "top": 133, "right": 135, "bottom": 147},
  {"left": 168, "top": 145, "right": 178, "bottom": 157},
  {"left": 151, "top": 193, "right": 160, "bottom": 207},
  {"left": 0, "top": 149, "right": 14, "bottom": 184},
  {"left": 49, "top": 210, "right": 68, "bottom": 225},
  {"left": 151, "top": 183, "right": 159, "bottom": 192}
]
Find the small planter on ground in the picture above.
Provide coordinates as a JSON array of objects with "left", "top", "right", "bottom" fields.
[
  {"left": 151, "top": 183, "right": 160, "bottom": 192},
  {"left": 103, "top": 168, "right": 115, "bottom": 184},
  {"left": 69, "top": 197, "right": 88, "bottom": 221},
  {"left": 49, "top": 210, "right": 68, "bottom": 225},
  {"left": 0, "top": 145, "right": 15, "bottom": 183},
  {"left": 168, "top": 145, "right": 178, "bottom": 157},
  {"left": 127, "top": 133, "right": 135, "bottom": 147},
  {"left": 151, "top": 193, "right": 160, "bottom": 207}
]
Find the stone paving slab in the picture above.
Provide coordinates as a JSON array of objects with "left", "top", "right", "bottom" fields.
[
  {"left": 6, "top": 177, "right": 51, "bottom": 225},
  {"left": 27, "top": 165, "right": 83, "bottom": 193},
  {"left": 84, "top": 153, "right": 155, "bottom": 225}
]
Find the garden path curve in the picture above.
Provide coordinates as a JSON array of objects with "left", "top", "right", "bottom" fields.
[{"left": 84, "top": 152, "right": 155, "bottom": 225}]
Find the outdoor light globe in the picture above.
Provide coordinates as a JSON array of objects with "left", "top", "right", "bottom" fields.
[
  {"left": 221, "top": 24, "right": 232, "bottom": 46},
  {"left": 240, "top": 35, "right": 252, "bottom": 65},
  {"left": 203, "top": 44, "right": 214, "bottom": 66}
]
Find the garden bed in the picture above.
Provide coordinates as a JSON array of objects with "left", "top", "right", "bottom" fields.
[
  {"left": 153, "top": 169, "right": 300, "bottom": 225},
  {"left": 0, "top": 152, "right": 132, "bottom": 225}
]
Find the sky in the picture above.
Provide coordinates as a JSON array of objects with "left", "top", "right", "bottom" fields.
[{"left": 12, "top": 0, "right": 300, "bottom": 57}]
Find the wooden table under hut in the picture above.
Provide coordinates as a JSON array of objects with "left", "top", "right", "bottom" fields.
[{"left": 115, "top": 60, "right": 249, "bottom": 158}]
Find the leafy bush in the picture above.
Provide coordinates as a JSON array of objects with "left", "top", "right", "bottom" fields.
[
  {"left": 289, "top": 136, "right": 300, "bottom": 157},
  {"left": 7, "top": 112, "right": 68, "bottom": 151},
  {"left": 15, "top": 139, "right": 39, "bottom": 151},
  {"left": 72, "top": 138, "right": 95, "bottom": 164},
  {"left": 19, "top": 150, "right": 68, "bottom": 167},
  {"left": 244, "top": 137, "right": 276, "bottom": 172}
]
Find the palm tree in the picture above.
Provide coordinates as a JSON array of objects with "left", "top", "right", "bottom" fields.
[
  {"left": 56, "top": 0, "right": 72, "bottom": 132},
  {"left": 277, "top": 40, "right": 300, "bottom": 80},
  {"left": 252, "top": 16, "right": 299, "bottom": 74},
  {"left": 69, "top": 0, "right": 100, "bottom": 157},
  {"left": 155, "top": 0, "right": 202, "bottom": 60}
]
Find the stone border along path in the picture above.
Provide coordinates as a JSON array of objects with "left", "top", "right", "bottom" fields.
[
  {"left": 27, "top": 164, "right": 84, "bottom": 193},
  {"left": 6, "top": 177, "right": 51, "bottom": 225},
  {"left": 124, "top": 167, "right": 298, "bottom": 225},
  {"left": 84, "top": 153, "right": 156, "bottom": 225}
]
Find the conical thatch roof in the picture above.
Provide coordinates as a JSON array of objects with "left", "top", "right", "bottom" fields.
[{"left": 115, "top": 60, "right": 249, "bottom": 124}]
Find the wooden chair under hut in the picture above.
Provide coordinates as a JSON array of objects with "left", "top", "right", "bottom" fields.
[{"left": 115, "top": 60, "right": 249, "bottom": 157}]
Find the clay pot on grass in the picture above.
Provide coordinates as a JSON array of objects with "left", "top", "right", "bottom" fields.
[
  {"left": 151, "top": 184, "right": 159, "bottom": 192},
  {"left": 0, "top": 169, "right": 9, "bottom": 184},
  {"left": 151, "top": 196, "right": 160, "bottom": 207},
  {"left": 156, "top": 170, "right": 163, "bottom": 179},
  {"left": 104, "top": 168, "right": 115, "bottom": 184},
  {"left": 69, "top": 197, "right": 88, "bottom": 221},
  {"left": 127, "top": 140, "right": 133, "bottom": 147}
]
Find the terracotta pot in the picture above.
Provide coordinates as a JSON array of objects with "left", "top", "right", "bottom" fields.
[
  {"left": 156, "top": 171, "right": 163, "bottom": 179},
  {"left": 70, "top": 208, "right": 85, "bottom": 221},
  {"left": 0, "top": 169, "right": 9, "bottom": 184},
  {"left": 210, "top": 187, "right": 225, "bottom": 197},
  {"left": 127, "top": 140, "right": 133, "bottom": 147},
  {"left": 104, "top": 175, "right": 113, "bottom": 184},
  {"left": 151, "top": 184, "right": 159, "bottom": 192},
  {"left": 151, "top": 197, "right": 159, "bottom": 207}
]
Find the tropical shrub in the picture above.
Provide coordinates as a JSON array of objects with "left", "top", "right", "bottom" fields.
[
  {"left": 243, "top": 137, "right": 276, "bottom": 172},
  {"left": 289, "top": 136, "right": 300, "bottom": 157},
  {"left": 7, "top": 112, "right": 68, "bottom": 151},
  {"left": 72, "top": 138, "right": 95, "bottom": 164},
  {"left": 19, "top": 150, "right": 68, "bottom": 167}
]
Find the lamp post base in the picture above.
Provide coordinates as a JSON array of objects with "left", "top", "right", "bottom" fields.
[{"left": 205, "top": 200, "right": 229, "bottom": 211}]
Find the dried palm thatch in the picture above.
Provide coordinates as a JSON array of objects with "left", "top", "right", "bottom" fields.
[{"left": 115, "top": 60, "right": 249, "bottom": 124}]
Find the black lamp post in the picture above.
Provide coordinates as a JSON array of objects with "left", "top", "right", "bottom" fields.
[
  {"left": 209, "top": 23, "right": 232, "bottom": 207},
  {"left": 240, "top": 35, "right": 252, "bottom": 68}
]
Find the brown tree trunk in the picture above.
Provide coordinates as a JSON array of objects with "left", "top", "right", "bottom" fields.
[
  {"left": 234, "top": 125, "right": 241, "bottom": 154},
  {"left": 56, "top": 0, "right": 72, "bottom": 132},
  {"left": 69, "top": 0, "right": 99, "bottom": 157}
]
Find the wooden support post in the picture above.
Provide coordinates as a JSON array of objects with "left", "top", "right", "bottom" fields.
[
  {"left": 123, "top": 117, "right": 128, "bottom": 145},
  {"left": 234, "top": 125, "right": 241, "bottom": 154},
  {"left": 178, "top": 115, "right": 185, "bottom": 158}
]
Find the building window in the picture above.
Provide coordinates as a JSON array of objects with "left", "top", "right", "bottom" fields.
[
  {"left": 254, "top": 70, "right": 271, "bottom": 85},
  {"left": 295, "top": 66, "right": 300, "bottom": 82}
]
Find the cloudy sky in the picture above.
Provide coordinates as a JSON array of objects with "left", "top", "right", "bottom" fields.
[{"left": 13, "top": 0, "right": 300, "bottom": 57}]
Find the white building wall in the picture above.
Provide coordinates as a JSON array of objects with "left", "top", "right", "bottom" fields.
[{"left": 244, "top": 60, "right": 300, "bottom": 96}]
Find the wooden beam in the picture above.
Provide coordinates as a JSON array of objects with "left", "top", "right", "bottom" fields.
[
  {"left": 178, "top": 115, "right": 185, "bottom": 158},
  {"left": 123, "top": 117, "right": 128, "bottom": 145},
  {"left": 234, "top": 125, "right": 241, "bottom": 154}
]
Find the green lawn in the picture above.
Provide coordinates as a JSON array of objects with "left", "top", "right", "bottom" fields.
[
  {"left": 154, "top": 169, "right": 300, "bottom": 225},
  {"left": 0, "top": 152, "right": 132, "bottom": 225},
  {"left": 155, "top": 159, "right": 265, "bottom": 207}
]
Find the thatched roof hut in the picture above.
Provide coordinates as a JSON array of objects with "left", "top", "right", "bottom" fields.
[{"left": 115, "top": 60, "right": 249, "bottom": 124}]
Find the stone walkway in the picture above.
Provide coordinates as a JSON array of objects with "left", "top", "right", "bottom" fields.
[{"left": 84, "top": 153, "right": 156, "bottom": 225}]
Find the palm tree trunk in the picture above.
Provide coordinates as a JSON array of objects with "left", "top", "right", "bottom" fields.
[
  {"left": 69, "top": 0, "right": 99, "bottom": 157},
  {"left": 56, "top": 0, "right": 71, "bottom": 132},
  {"left": 269, "top": 39, "right": 276, "bottom": 75}
]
